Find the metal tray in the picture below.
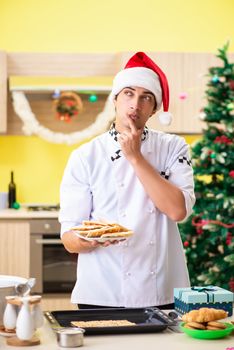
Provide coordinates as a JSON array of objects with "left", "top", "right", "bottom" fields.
[{"left": 44, "top": 307, "right": 177, "bottom": 335}]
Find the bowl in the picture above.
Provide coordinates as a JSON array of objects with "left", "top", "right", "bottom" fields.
[
  {"left": 180, "top": 322, "right": 234, "bottom": 339},
  {"left": 55, "top": 327, "right": 85, "bottom": 347},
  {"left": 0, "top": 275, "right": 27, "bottom": 326}
]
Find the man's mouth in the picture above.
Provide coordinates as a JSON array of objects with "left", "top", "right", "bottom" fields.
[{"left": 128, "top": 114, "right": 139, "bottom": 121}]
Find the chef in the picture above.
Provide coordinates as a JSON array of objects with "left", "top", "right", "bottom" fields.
[{"left": 59, "top": 52, "right": 195, "bottom": 309}]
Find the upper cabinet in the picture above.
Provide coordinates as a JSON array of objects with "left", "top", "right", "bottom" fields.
[
  {"left": 0, "top": 51, "right": 7, "bottom": 133},
  {"left": 1, "top": 51, "right": 234, "bottom": 140}
]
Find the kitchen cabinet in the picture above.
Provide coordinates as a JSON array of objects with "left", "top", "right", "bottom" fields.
[
  {"left": 0, "top": 220, "right": 30, "bottom": 278},
  {"left": 0, "top": 216, "right": 75, "bottom": 311},
  {"left": 0, "top": 51, "right": 7, "bottom": 133},
  {"left": 41, "top": 294, "right": 76, "bottom": 311}
]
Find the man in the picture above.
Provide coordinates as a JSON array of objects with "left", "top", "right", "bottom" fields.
[{"left": 59, "top": 52, "right": 195, "bottom": 309}]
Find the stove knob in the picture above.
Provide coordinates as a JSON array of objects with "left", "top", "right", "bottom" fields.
[{"left": 44, "top": 223, "right": 51, "bottom": 230}]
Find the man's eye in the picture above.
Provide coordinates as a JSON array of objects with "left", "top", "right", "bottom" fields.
[
  {"left": 143, "top": 95, "right": 152, "bottom": 101},
  {"left": 124, "top": 90, "right": 133, "bottom": 96}
]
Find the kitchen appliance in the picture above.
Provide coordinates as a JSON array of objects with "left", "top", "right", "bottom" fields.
[
  {"left": 45, "top": 307, "right": 177, "bottom": 335},
  {"left": 30, "top": 219, "right": 77, "bottom": 294}
]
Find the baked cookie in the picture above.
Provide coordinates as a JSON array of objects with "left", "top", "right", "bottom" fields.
[
  {"left": 186, "top": 322, "right": 206, "bottom": 330},
  {"left": 207, "top": 321, "right": 226, "bottom": 329}
]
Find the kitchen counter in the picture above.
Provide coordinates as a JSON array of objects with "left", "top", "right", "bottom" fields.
[
  {"left": 0, "top": 316, "right": 233, "bottom": 350},
  {"left": 0, "top": 208, "right": 59, "bottom": 219}
]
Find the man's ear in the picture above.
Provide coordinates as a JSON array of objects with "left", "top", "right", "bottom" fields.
[{"left": 113, "top": 95, "right": 117, "bottom": 108}]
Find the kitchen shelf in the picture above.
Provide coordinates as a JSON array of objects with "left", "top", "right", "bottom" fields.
[{"left": 9, "top": 76, "right": 113, "bottom": 93}]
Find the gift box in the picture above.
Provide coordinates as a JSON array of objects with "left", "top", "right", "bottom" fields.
[{"left": 174, "top": 286, "right": 233, "bottom": 316}]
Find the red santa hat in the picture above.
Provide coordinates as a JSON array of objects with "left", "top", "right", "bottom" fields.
[{"left": 110, "top": 52, "right": 172, "bottom": 125}]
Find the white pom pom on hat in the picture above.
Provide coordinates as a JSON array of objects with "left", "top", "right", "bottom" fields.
[{"left": 110, "top": 52, "right": 172, "bottom": 126}]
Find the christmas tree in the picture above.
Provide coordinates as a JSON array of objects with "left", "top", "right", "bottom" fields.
[{"left": 179, "top": 43, "right": 234, "bottom": 291}]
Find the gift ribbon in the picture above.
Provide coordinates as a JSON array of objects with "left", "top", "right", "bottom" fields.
[{"left": 178, "top": 286, "right": 217, "bottom": 303}]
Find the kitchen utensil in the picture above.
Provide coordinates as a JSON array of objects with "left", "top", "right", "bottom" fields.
[
  {"left": 0, "top": 275, "right": 27, "bottom": 326},
  {"left": 15, "top": 278, "right": 36, "bottom": 297},
  {"left": 45, "top": 307, "right": 177, "bottom": 335},
  {"left": 55, "top": 327, "right": 85, "bottom": 347}
]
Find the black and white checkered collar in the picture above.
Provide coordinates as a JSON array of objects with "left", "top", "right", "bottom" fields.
[{"left": 109, "top": 123, "right": 149, "bottom": 142}]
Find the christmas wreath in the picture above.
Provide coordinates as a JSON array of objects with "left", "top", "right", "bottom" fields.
[{"left": 54, "top": 91, "right": 83, "bottom": 122}]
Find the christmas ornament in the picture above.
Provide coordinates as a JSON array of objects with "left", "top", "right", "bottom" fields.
[
  {"left": 53, "top": 91, "right": 83, "bottom": 122},
  {"left": 229, "top": 170, "right": 234, "bottom": 178},
  {"left": 179, "top": 92, "right": 188, "bottom": 100},
  {"left": 212, "top": 75, "right": 219, "bottom": 83},
  {"left": 227, "top": 103, "right": 234, "bottom": 111},
  {"left": 89, "top": 94, "right": 98, "bottom": 103},
  {"left": 229, "top": 80, "right": 234, "bottom": 90}
]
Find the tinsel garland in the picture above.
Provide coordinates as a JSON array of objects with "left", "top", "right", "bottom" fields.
[
  {"left": 12, "top": 91, "right": 115, "bottom": 145},
  {"left": 192, "top": 215, "right": 234, "bottom": 228}
]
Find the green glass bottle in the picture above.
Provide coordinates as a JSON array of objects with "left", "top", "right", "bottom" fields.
[{"left": 8, "top": 171, "right": 16, "bottom": 208}]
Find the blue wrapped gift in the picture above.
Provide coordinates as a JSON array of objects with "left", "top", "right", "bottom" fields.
[{"left": 174, "top": 286, "right": 233, "bottom": 316}]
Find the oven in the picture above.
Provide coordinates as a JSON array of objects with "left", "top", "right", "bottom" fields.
[{"left": 30, "top": 219, "right": 77, "bottom": 294}]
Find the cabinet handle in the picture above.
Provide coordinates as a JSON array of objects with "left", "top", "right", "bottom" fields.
[{"left": 35, "top": 239, "right": 63, "bottom": 245}]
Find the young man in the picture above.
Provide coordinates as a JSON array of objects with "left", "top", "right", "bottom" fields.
[{"left": 59, "top": 52, "right": 195, "bottom": 309}]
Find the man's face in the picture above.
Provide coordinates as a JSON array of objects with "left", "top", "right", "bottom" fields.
[{"left": 114, "top": 86, "right": 156, "bottom": 132}]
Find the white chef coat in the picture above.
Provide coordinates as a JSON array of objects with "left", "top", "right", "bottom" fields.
[{"left": 59, "top": 128, "right": 195, "bottom": 307}]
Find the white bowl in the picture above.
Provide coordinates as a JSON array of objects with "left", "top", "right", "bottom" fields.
[{"left": 0, "top": 275, "right": 27, "bottom": 326}]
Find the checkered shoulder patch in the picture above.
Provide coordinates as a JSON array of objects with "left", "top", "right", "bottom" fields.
[
  {"left": 178, "top": 156, "right": 192, "bottom": 166},
  {"left": 160, "top": 169, "right": 170, "bottom": 180}
]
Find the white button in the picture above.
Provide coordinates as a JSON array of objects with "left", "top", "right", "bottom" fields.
[
  {"left": 148, "top": 208, "right": 155, "bottom": 213},
  {"left": 149, "top": 241, "right": 155, "bottom": 245},
  {"left": 124, "top": 242, "right": 128, "bottom": 247},
  {"left": 150, "top": 271, "right": 155, "bottom": 275},
  {"left": 126, "top": 272, "right": 131, "bottom": 276},
  {"left": 119, "top": 183, "right": 124, "bottom": 187}
]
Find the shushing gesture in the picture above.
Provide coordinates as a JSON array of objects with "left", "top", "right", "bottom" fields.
[{"left": 117, "top": 118, "right": 143, "bottom": 163}]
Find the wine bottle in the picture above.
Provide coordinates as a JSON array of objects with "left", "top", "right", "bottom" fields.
[{"left": 8, "top": 171, "right": 16, "bottom": 208}]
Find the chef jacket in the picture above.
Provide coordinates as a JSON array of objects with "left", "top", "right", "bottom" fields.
[{"left": 59, "top": 128, "right": 195, "bottom": 307}]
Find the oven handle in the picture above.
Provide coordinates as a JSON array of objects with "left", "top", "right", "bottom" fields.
[{"left": 35, "top": 239, "right": 63, "bottom": 245}]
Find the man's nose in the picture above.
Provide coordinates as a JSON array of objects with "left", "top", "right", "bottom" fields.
[{"left": 130, "top": 96, "right": 141, "bottom": 110}]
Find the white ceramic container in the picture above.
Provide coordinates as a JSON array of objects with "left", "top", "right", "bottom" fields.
[
  {"left": 16, "top": 297, "right": 34, "bottom": 340},
  {"left": 0, "top": 275, "right": 27, "bottom": 326}
]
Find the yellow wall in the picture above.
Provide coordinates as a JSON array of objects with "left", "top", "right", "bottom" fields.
[{"left": 0, "top": 0, "right": 232, "bottom": 203}]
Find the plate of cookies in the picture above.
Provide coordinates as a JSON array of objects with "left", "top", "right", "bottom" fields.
[
  {"left": 180, "top": 307, "right": 234, "bottom": 339},
  {"left": 71, "top": 220, "right": 133, "bottom": 243}
]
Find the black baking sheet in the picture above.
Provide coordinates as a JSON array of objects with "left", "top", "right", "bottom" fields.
[{"left": 45, "top": 307, "right": 176, "bottom": 335}]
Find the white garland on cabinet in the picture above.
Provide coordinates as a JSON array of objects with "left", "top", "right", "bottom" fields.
[{"left": 11, "top": 91, "right": 116, "bottom": 145}]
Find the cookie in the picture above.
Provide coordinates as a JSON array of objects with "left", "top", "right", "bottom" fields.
[
  {"left": 207, "top": 321, "right": 226, "bottom": 329},
  {"left": 183, "top": 324, "right": 197, "bottom": 329},
  {"left": 186, "top": 322, "right": 206, "bottom": 330}
]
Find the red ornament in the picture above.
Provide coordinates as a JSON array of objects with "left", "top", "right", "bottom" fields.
[
  {"left": 229, "top": 170, "right": 234, "bottom": 178},
  {"left": 229, "top": 277, "right": 234, "bottom": 292},
  {"left": 229, "top": 80, "right": 234, "bottom": 90},
  {"left": 226, "top": 232, "right": 233, "bottom": 245},
  {"left": 196, "top": 228, "right": 203, "bottom": 235},
  {"left": 183, "top": 241, "right": 189, "bottom": 247},
  {"left": 214, "top": 135, "right": 233, "bottom": 144}
]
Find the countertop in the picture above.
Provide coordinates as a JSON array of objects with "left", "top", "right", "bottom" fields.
[
  {"left": 0, "top": 316, "right": 233, "bottom": 350},
  {"left": 0, "top": 208, "right": 59, "bottom": 219}
]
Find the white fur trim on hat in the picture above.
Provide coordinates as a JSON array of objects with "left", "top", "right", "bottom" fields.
[
  {"left": 110, "top": 67, "right": 162, "bottom": 111},
  {"left": 158, "top": 111, "right": 172, "bottom": 126}
]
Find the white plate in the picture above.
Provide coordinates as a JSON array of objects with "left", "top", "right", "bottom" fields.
[{"left": 75, "top": 233, "right": 128, "bottom": 243}]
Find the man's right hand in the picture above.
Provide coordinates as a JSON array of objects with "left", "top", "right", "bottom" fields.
[{"left": 61, "top": 230, "right": 119, "bottom": 253}]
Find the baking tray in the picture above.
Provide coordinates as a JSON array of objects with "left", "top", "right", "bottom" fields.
[{"left": 44, "top": 307, "right": 177, "bottom": 335}]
